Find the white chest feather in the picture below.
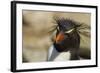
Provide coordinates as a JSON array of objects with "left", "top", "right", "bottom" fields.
[{"left": 53, "top": 51, "right": 71, "bottom": 61}]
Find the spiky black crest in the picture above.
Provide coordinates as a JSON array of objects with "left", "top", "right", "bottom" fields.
[
  {"left": 52, "top": 17, "right": 90, "bottom": 37},
  {"left": 55, "top": 18, "right": 81, "bottom": 28}
]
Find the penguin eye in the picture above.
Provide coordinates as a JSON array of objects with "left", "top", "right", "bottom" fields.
[{"left": 65, "top": 28, "right": 74, "bottom": 34}]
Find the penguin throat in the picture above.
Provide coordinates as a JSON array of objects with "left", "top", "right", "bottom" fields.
[{"left": 54, "top": 43, "right": 70, "bottom": 52}]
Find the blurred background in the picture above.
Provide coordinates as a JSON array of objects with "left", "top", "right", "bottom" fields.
[{"left": 22, "top": 10, "right": 91, "bottom": 62}]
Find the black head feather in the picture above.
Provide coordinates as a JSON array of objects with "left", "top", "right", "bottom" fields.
[{"left": 55, "top": 18, "right": 81, "bottom": 31}]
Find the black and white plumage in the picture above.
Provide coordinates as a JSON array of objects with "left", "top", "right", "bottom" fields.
[
  {"left": 48, "top": 45, "right": 71, "bottom": 61},
  {"left": 48, "top": 18, "right": 84, "bottom": 61}
]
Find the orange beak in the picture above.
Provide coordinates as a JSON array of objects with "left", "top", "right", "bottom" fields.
[{"left": 55, "top": 32, "right": 64, "bottom": 43}]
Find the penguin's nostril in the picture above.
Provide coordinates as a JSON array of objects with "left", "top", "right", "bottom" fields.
[{"left": 55, "top": 32, "right": 64, "bottom": 43}]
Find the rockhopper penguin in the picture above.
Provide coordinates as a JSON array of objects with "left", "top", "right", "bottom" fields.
[{"left": 48, "top": 18, "right": 81, "bottom": 61}]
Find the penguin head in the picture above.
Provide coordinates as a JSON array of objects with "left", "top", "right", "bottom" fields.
[{"left": 55, "top": 18, "right": 76, "bottom": 43}]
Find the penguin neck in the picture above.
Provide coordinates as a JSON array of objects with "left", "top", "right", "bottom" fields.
[
  {"left": 53, "top": 43, "right": 79, "bottom": 60},
  {"left": 48, "top": 45, "right": 71, "bottom": 61},
  {"left": 54, "top": 43, "right": 70, "bottom": 52},
  {"left": 48, "top": 43, "right": 79, "bottom": 61}
]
